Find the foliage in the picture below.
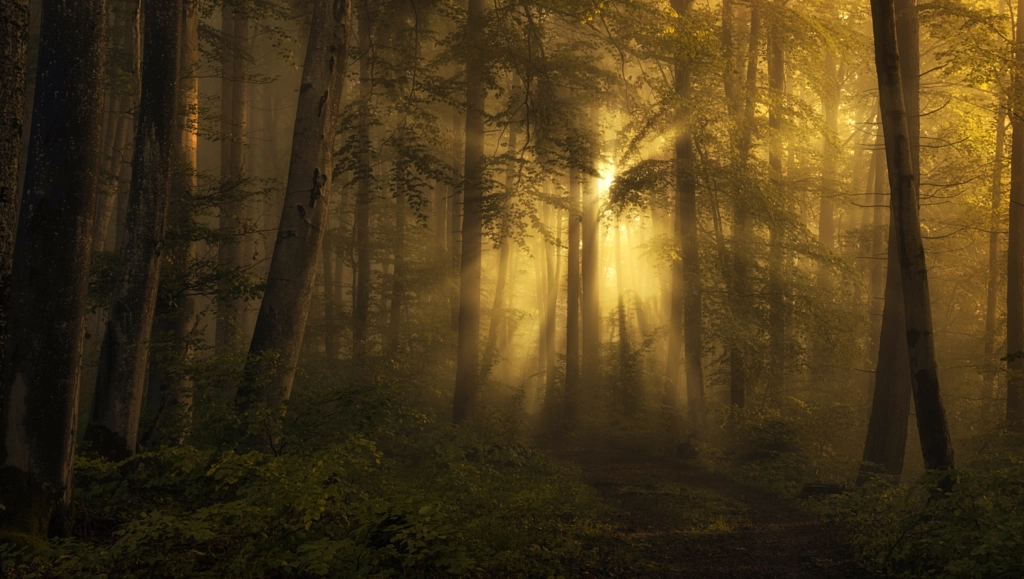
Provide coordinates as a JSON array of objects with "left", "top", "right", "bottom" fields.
[
  {"left": 2, "top": 363, "right": 603, "bottom": 578},
  {"left": 829, "top": 462, "right": 1024, "bottom": 578}
]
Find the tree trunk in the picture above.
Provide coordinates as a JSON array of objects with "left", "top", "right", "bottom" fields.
[
  {"left": 729, "top": 4, "right": 760, "bottom": 409},
  {"left": 870, "top": 0, "right": 956, "bottom": 473},
  {"left": 142, "top": 0, "right": 200, "bottom": 446},
  {"left": 565, "top": 167, "right": 581, "bottom": 423},
  {"left": 450, "top": 112, "right": 464, "bottom": 332},
  {"left": 237, "top": 0, "right": 351, "bottom": 413},
  {"left": 867, "top": 140, "right": 886, "bottom": 366},
  {"left": 388, "top": 191, "right": 406, "bottom": 355},
  {"left": 0, "top": 0, "right": 28, "bottom": 357},
  {"left": 353, "top": 6, "right": 371, "bottom": 357},
  {"left": 87, "top": 0, "right": 183, "bottom": 461},
  {"left": 0, "top": 0, "right": 107, "bottom": 536},
  {"left": 582, "top": 122, "right": 601, "bottom": 392},
  {"left": 818, "top": 53, "right": 840, "bottom": 272},
  {"left": 483, "top": 113, "right": 518, "bottom": 375},
  {"left": 1008, "top": 0, "right": 1024, "bottom": 429},
  {"left": 984, "top": 112, "right": 1005, "bottom": 419},
  {"left": 766, "top": 7, "right": 785, "bottom": 402},
  {"left": 322, "top": 228, "right": 338, "bottom": 357},
  {"left": 451, "top": 0, "right": 486, "bottom": 424},
  {"left": 216, "top": 3, "right": 249, "bottom": 356}
]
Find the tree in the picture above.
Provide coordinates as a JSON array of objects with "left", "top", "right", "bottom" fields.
[
  {"left": 217, "top": 0, "right": 251, "bottom": 356},
  {"left": 869, "top": 0, "right": 955, "bottom": 474},
  {"left": 665, "top": 0, "right": 706, "bottom": 433},
  {"left": 0, "top": 0, "right": 108, "bottom": 536},
  {"left": 143, "top": 0, "right": 201, "bottom": 445},
  {"left": 452, "top": 0, "right": 487, "bottom": 424},
  {"left": 353, "top": 3, "right": 372, "bottom": 356},
  {"left": 87, "top": 0, "right": 184, "bottom": 461},
  {"left": 1008, "top": 0, "right": 1024, "bottom": 429},
  {"left": 0, "top": 0, "right": 28, "bottom": 355},
  {"left": 238, "top": 0, "right": 351, "bottom": 414}
]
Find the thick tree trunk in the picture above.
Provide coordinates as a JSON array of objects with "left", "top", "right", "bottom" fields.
[
  {"left": 1008, "top": 0, "right": 1024, "bottom": 429},
  {"left": 353, "top": 6, "right": 371, "bottom": 357},
  {"left": 452, "top": 0, "right": 486, "bottom": 424},
  {"left": 0, "top": 0, "right": 28, "bottom": 356},
  {"left": 216, "top": 3, "right": 249, "bottom": 356},
  {"left": 729, "top": 4, "right": 760, "bottom": 409},
  {"left": 984, "top": 112, "right": 1005, "bottom": 419},
  {"left": 237, "top": 0, "right": 351, "bottom": 413},
  {"left": 870, "top": 0, "right": 955, "bottom": 473},
  {"left": 0, "top": 0, "right": 107, "bottom": 536},
  {"left": 87, "top": 0, "right": 183, "bottom": 461},
  {"left": 565, "top": 167, "right": 581, "bottom": 422}
]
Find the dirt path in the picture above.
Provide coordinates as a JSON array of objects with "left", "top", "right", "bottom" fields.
[{"left": 564, "top": 450, "right": 875, "bottom": 578}]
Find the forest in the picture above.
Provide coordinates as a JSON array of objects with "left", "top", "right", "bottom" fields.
[{"left": 0, "top": 0, "right": 1022, "bottom": 576}]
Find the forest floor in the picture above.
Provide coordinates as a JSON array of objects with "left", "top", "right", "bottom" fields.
[{"left": 561, "top": 449, "right": 876, "bottom": 578}]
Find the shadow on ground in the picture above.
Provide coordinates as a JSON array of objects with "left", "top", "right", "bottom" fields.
[{"left": 562, "top": 449, "right": 877, "bottom": 578}]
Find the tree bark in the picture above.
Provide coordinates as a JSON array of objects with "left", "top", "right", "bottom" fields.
[
  {"left": 388, "top": 191, "right": 406, "bottom": 355},
  {"left": 565, "top": 167, "right": 581, "bottom": 423},
  {"left": 144, "top": 0, "right": 200, "bottom": 445},
  {"left": 483, "top": 112, "right": 518, "bottom": 375},
  {"left": 729, "top": 4, "right": 760, "bottom": 409},
  {"left": 984, "top": 112, "right": 1005, "bottom": 419},
  {"left": 870, "top": 0, "right": 956, "bottom": 473},
  {"left": 0, "top": 0, "right": 28, "bottom": 357},
  {"left": 582, "top": 122, "right": 601, "bottom": 392},
  {"left": 0, "top": 0, "right": 107, "bottom": 536},
  {"left": 216, "top": 2, "right": 250, "bottom": 356},
  {"left": 353, "top": 5, "right": 371, "bottom": 357},
  {"left": 766, "top": 6, "right": 785, "bottom": 401},
  {"left": 452, "top": 0, "right": 486, "bottom": 424},
  {"left": 237, "top": 0, "right": 351, "bottom": 413},
  {"left": 1008, "top": 0, "right": 1024, "bottom": 429},
  {"left": 87, "top": 0, "right": 183, "bottom": 461}
]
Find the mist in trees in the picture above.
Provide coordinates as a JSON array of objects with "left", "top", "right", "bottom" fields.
[{"left": 0, "top": 0, "right": 1022, "bottom": 576}]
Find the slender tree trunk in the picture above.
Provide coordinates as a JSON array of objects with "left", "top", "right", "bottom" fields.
[
  {"left": 730, "top": 4, "right": 760, "bottom": 409},
  {"left": 766, "top": 8, "right": 785, "bottom": 401},
  {"left": 353, "top": 6, "right": 372, "bottom": 357},
  {"left": 388, "top": 191, "right": 406, "bottom": 355},
  {"left": 870, "top": 0, "right": 955, "bottom": 473},
  {"left": 867, "top": 140, "right": 886, "bottom": 361},
  {"left": 0, "top": 0, "right": 28, "bottom": 356},
  {"left": 143, "top": 0, "right": 200, "bottom": 445},
  {"left": 237, "top": 0, "right": 351, "bottom": 413},
  {"left": 1008, "top": 0, "right": 1024, "bottom": 429},
  {"left": 87, "top": 0, "right": 183, "bottom": 461},
  {"left": 0, "top": 0, "right": 107, "bottom": 536},
  {"left": 984, "top": 112, "right": 1005, "bottom": 419},
  {"left": 450, "top": 112, "right": 464, "bottom": 331},
  {"left": 322, "top": 227, "right": 338, "bottom": 357},
  {"left": 216, "top": 3, "right": 249, "bottom": 356},
  {"left": 452, "top": 0, "right": 486, "bottom": 423},
  {"left": 582, "top": 122, "right": 601, "bottom": 392},
  {"left": 483, "top": 114, "right": 518, "bottom": 375},
  {"left": 818, "top": 53, "right": 840, "bottom": 274},
  {"left": 665, "top": 0, "right": 706, "bottom": 433},
  {"left": 565, "top": 167, "right": 581, "bottom": 423}
]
